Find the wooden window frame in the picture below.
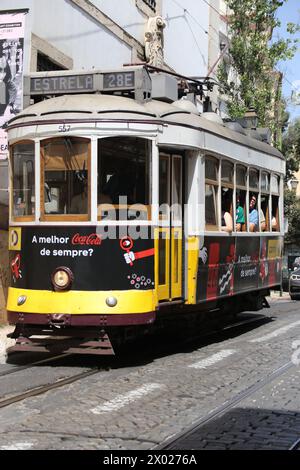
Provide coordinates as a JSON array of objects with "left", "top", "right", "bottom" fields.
[
  {"left": 97, "top": 136, "right": 152, "bottom": 223},
  {"left": 221, "top": 160, "right": 234, "bottom": 229},
  {"left": 205, "top": 156, "right": 220, "bottom": 231},
  {"left": 10, "top": 139, "right": 36, "bottom": 223},
  {"left": 260, "top": 170, "right": 270, "bottom": 232},
  {"left": 271, "top": 173, "right": 281, "bottom": 232},
  {"left": 40, "top": 137, "right": 91, "bottom": 222},
  {"left": 235, "top": 164, "right": 248, "bottom": 232}
]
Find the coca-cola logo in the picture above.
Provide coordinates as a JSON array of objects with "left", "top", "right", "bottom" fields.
[{"left": 71, "top": 233, "right": 102, "bottom": 246}]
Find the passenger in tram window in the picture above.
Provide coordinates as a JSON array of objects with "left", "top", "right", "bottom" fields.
[
  {"left": 260, "top": 209, "right": 266, "bottom": 231},
  {"left": 260, "top": 195, "right": 269, "bottom": 231},
  {"left": 271, "top": 195, "right": 279, "bottom": 231},
  {"left": 236, "top": 195, "right": 245, "bottom": 232},
  {"left": 103, "top": 164, "right": 136, "bottom": 204},
  {"left": 271, "top": 216, "right": 278, "bottom": 230},
  {"left": 249, "top": 194, "right": 259, "bottom": 232},
  {"left": 221, "top": 189, "right": 233, "bottom": 233}
]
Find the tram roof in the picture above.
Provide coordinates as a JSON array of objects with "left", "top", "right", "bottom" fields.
[{"left": 7, "top": 94, "right": 284, "bottom": 160}]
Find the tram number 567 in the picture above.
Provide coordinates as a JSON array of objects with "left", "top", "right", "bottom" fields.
[{"left": 58, "top": 124, "right": 71, "bottom": 133}]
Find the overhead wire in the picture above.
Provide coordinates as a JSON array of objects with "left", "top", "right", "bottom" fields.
[{"left": 166, "top": 0, "right": 228, "bottom": 77}]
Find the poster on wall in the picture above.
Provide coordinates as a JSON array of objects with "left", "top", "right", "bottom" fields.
[{"left": 0, "top": 10, "right": 27, "bottom": 159}]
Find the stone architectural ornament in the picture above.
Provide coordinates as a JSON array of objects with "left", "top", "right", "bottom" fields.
[{"left": 144, "top": 16, "right": 166, "bottom": 67}]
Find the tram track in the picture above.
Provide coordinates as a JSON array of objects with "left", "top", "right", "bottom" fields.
[
  {"left": 0, "top": 367, "right": 102, "bottom": 410},
  {"left": 155, "top": 360, "right": 295, "bottom": 450},
  {"left": 0, "top": 314, "right": 274, "bottom": 413},
  {"left": 0, "top": 353, "right": 73, "bottom": 378},
  {"left": 289, "top": 437, "right": 300, "bottom": 451},
  {"left": 2, "top": 312, "right": 269, "bottom": 375}
]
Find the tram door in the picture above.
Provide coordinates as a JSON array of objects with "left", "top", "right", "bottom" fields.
[{"left": 157, "top": 153, "right": 183, "bottom": 301}]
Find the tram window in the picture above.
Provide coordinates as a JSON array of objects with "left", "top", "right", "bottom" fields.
[
  {"left": 205, "top": 157, "right": 218, "bottom": 181},
  {"left": 260, "top": 194, "right": 269, "bottom": 231},
  {"left": 172, "top": 156, "right": 182, "bottom": 222},
  {"left": 12, "top": 142, "right": 35, "bottom": 219},
  {"left": 159, "top": 156, "right": 170, "bottom": 205},
  {"left": 41, "top": 137, "right": 90, "bottom": 218},
  {"left": 260, "top": 172, "right": 270, "bottom": 232},
  {"left": 249, "top": 193, "right": 259, "bottom": 232},
  {"left": 249, "top": 169, "right": 259, "bottom": 189},
  {"left": 221, "top": 161, "right": 234, "bottom": 183},
  {"left": 261, "top": 172, "right": 270, "bottom": 192},
  {"left": 236, "top": 165, "right": 247, "bottom": 187},
  {"left": 236, "top": 165, "right": 247, "bottom": 232},
  {"left": 236, "top": 189, "right": 246, "bottom": 232},
  {"left": 97, "top": 137, "right": 151, "bottom": 221},
  {"left": 272, "top": 195, "right": 280, "bottom": 231},
  {"left": 271, "top": 175, "right": 280, "bottom": 231},
  {"left": 271, "top": 175, "right": 280, "bottom": 194},
  {"left": 221, "top": 161, "right": 233, "bottom": 232},
  {"left": 221, "top": 187, "right": 233, "bottom": 232},
  {"left": 205, "top": 184, "right": 218, "bottom": 228},
  {"left": 205, "top": 157, "right": 219, "bottom": 230},
  {"left": 159, "top": 156, "right": 170, "bottom": 221}
]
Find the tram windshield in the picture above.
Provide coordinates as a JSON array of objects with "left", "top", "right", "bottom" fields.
[
  {"left": 41, "top": 137, "right": 90, "bottom": 219},
  {"left": 12, "top": 142, "right": 35, "bottom": 219}
]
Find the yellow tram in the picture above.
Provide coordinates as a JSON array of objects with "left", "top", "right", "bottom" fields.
[{"left": 5, "top": 67, "right": 284, "bottom": 354}]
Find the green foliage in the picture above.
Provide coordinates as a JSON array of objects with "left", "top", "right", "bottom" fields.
[
  {"left": 217, "top": 0, "right": 299, "bottom": 131},
  {"left": 284, "top": 188, "right": 300, "bottom": 243},
  {"left": 282, "top": 118, "right": 300, "bottom": 181},
  {"left": 282, "top": 119, "right": 300, "bottom": 244}
]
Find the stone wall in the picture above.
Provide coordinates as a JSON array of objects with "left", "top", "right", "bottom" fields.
[{"left": 0, "top": 230, "right": 9, "bottom": 324}]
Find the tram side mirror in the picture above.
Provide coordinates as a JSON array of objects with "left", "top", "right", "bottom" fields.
[{"left": 284, "top": 217, "right": 289, "bottom": 234}]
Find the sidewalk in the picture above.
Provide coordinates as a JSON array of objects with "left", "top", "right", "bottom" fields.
[
  {"left": 0, "top": 325, "right": 15, "bottom": 364},
  {"left": 269, "top": 290, "right": 291, "bottom": 300}
]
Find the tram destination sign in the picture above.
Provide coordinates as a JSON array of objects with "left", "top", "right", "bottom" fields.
[
  {"left": 103, "top": 71, "right": 135, "bottom": 90},
  {"left": 24, "top": 68, "right": 151, "bottom": 105},
  {"left": 30, "top": 74, "right": 94, "bottom": 94},
  {"left": 29, "top": 71, "right": 135, "bottom": 95}
]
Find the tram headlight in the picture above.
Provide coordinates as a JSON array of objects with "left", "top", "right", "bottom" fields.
[
  {"left": 51, "top": 267, "right": 73, "bottom": 291},
  {"left": 106, "top": 296, "right": 118, "bottom": 307}
]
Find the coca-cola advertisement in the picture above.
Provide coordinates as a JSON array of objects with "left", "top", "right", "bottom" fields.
[
  {"left": 71, "top": 233, "right": 102, "bottom": 246},
  {"left": 9, "top": 226, "right": 155, "bottom": 291}
]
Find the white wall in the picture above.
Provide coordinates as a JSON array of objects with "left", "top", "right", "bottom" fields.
[
  {"left": 162, "top": 0, "right": 209, "bottom": 77},
  {"left": 91, "top": 0, "right": 147, "bottom": 44},
  {"left": 0, "top": 0, "right": 133, "bottom": 72},
  {"left": 0, "top": 0, "right": 210, "bottom": 76},
  {"left": 92, "top": 0, "right": 210, "bottom": 78},
  {"left": 32, "top": 0, "right": 132, "bottom": 70}
]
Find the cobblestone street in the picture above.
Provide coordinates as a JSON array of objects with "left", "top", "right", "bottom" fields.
[{"left": 0, "top": 295, "right": 300, "bottom": 450}]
